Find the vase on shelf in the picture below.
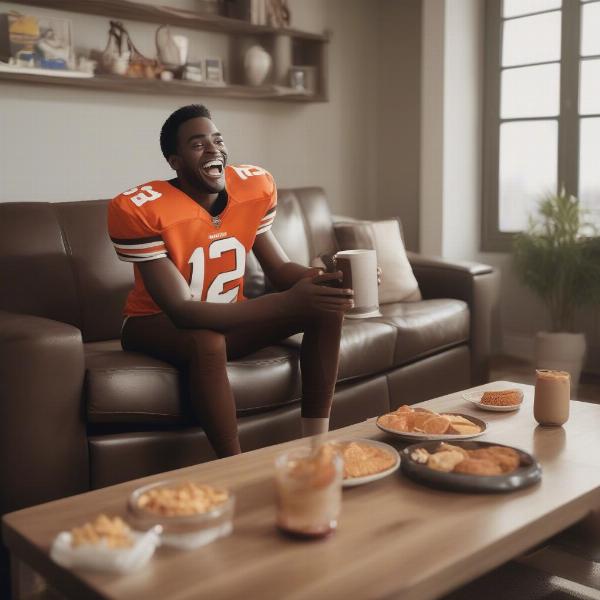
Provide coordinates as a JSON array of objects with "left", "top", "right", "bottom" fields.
[{"left": 244, "top": 45, "right": 271, "bottom": 86}]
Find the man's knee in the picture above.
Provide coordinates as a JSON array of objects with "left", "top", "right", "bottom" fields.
[{"left": 185, "top": 329, "right": 227, "bottom": 363}]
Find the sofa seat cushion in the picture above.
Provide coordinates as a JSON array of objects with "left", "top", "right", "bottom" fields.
[
  {"left": 284, "top": 320, "right": 397, "bottom": 382},
  {"left": 84, "top": 340, "right": 300, "bottom": 424},
  {"left": 375, "top": 299, "right": 470, "bottom": 366}
]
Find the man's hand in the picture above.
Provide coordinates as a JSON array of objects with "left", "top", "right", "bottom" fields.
[{"left": 283, "top": 269, "right": 354, "bottom": 315}]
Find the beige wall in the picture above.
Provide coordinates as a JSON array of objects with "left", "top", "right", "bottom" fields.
[
  {"left": 419, "top": 0, "right": 481, "bottom": 260},
  {"left": 0, "top": 0, "right": 385, "bottom": 222},
  {"left": 419, "top": 0, "right": 599, "bottom": 374},
  {"left": 376, "top": 0, "right": 421, "bottom": 251}
]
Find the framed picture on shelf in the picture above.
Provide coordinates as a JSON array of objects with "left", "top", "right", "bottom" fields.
[
  {"left": 204, "top": 57, "right": 224, "bottom": 85},
  {"left": 0, "top": 12, "right": 74, "bottom": 70},
  {"left": 289, "top": 65, "right": 316, "bottom": 95},
  {"left": 182, "top": 62, "right": 204, "bottom": 83},
  {"left": 0, "top": 13, "right": 74, "bottom": 69}
]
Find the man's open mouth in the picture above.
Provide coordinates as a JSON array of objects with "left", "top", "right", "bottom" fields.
[{"left": 201, "top": 159, "right": 224, "bottom": 178}]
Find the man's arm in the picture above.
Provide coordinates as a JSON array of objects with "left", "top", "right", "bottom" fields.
[{"left": 137, "top": 254, "right": 352, "bottom": 332}]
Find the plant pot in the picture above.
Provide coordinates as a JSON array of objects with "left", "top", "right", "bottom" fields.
[{"left": 534, "top": 332, "right": 587, "bottom": 394}]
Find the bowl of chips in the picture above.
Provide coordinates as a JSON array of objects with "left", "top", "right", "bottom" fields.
[{"left": 127, "top": 480, "right": 234, "bottom": 549}]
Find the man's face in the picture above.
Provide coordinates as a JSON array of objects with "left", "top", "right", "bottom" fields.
[{"left": 171, "top": 117, "right": 228, "bottom": 193}]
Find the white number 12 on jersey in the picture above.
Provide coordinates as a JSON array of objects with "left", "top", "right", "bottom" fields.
[{"left": 188, "top": 237, "right": 246, "bottom": 303}]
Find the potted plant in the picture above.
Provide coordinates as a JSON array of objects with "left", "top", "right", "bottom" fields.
[{"left": 513, "top": 189, "right": 600, "bottom": 392}]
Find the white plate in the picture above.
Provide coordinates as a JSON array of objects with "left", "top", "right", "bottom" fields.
[
  {"left": 331, "top": 438, "right": 400, "bottom": 487},
  {"left": 376, "top": 410, "right": 487, "bottom": 441},
  {"left": 463, "top": 390, "right": 523, "bottom": 412}
]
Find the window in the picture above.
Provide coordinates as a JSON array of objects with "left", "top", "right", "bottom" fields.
[{"left": 482, "top": 0, "right": 600, "bottom": 251}]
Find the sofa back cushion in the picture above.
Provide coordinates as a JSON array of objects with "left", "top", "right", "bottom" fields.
[
  {"left": 245, "top": 187, "right": 338, "bottom": 293},
  {"left": 56, "top": 200, "right": 132, "bottom": 342},
  {"left": 0, "top": 202, "right": 81, "bottom": 327}
]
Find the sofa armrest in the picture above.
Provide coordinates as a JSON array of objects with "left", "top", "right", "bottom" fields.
[
  {"left": 0, "top": 311, "right": 89, "bottom": 517},
  {"left": 407, "top": 253, "right": 500, "bottom": 385}
]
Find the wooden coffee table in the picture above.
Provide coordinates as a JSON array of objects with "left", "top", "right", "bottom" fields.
[{"left": 5, "top": 381, "right": 600, "bottom": 600}]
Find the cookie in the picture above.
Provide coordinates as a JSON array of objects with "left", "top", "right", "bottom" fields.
[{"left": 481, "top": 390, "right": 522, "bottom": 406}]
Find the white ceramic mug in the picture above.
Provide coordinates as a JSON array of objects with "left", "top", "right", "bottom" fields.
[{"left": 333, "top": 249, "right": 379, "bottom": 318}]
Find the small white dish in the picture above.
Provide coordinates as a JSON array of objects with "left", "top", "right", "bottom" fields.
[
  {"left": 50, "top": 526, "right": 161, "bottom": 574},
  {"left": 463, "top": 390, "right": 523, "bottom": 412},
  {"left": 332, "top": 438, "right": 400, "bottom": 487}
]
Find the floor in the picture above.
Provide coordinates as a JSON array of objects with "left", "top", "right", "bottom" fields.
[{"left": 490, "top": 355, "right": 600, "bottom": 404}]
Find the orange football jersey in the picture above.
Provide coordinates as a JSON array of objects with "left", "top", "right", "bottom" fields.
[{"left": 107, "top": 164, "right": 277, "bottom": 317}]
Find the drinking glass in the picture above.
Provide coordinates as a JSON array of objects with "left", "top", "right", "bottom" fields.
[
  {"left": 534, "top": 369, "right": 570, "bottom": 426},
  {"left": 274, "top": 446, "right": 343, "bottom": 538}
]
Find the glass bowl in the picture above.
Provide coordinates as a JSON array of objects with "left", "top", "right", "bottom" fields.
[{"left": 127, "top": 479, "right": 235, "bottom": 549}]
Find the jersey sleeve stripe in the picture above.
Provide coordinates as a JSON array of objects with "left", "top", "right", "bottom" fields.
[
  {"left": 258, "top": 216, "right": 275, "bottom": 229},
  {"left": 112, "top": 240, "right": 166, "bottom": 250},
  {"left": 263, "top": 206, "right": 276, "bottom": 217},
  {"left": 256, "top": 223, "right": 273, "bottom": 235},
  {"left": 117, "top": 252, "right": 167, "bottom": 263},
  {"left": 261, "top": 210, "right": 276, "bottom": 223},
  {"left": 116, "top": 248, "right": 168, "bottom": 258},
  {"left": 110, "top": 234, "right": 163, "bottom": 245}
]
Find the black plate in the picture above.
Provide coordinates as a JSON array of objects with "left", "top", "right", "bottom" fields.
[{"left": 400, "top": 441, "right": 542, "bottom": 493}]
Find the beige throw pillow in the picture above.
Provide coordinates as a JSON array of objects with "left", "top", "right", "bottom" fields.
[{"left": 333, "top": 219, "right": 421, "bottom": 303}]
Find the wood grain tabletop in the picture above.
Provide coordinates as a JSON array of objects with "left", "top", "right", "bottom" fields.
[{"left": 5, "top": 381, "right": 600, "bottom": 600}]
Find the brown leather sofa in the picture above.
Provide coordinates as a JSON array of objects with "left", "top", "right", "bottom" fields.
[{"left": 0, "top": 187, "right": 499, "bottom": 521}]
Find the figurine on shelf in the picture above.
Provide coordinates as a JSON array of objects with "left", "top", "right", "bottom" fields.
[
  {"left": 99, "top": 21, "right": 161, "bottom": 79},
  {"left": 266, "top": 0, "right": 290, "bottom": 29}
]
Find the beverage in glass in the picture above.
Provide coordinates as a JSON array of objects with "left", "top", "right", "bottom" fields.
[{"left": 534, "top": 369, "right": 570, "bottom": 426}]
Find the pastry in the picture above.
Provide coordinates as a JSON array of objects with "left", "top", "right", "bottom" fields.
[
  {"left": 453, "top": 458, "right": 502, "bottom": 476},
  {"left": 481, "top": 389, "right": 522, "bottom": 406},
  {"left": 428, "top": 450, "right": 464, "bottom": 472},
  {"left": 468, "top": 446, "right": 520, "bottom": 473},
  {"left": 410, "top": 448, "right": 431, "bottom": 464},
  {"left": 438, "top": 442, "right": 469, "bottom": 459}
]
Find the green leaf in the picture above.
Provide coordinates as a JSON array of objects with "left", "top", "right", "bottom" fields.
[{"left": 512, "top": 190, "right": 600, "bottom": 332}]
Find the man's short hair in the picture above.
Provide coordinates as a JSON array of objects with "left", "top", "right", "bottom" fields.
[{"left": 160, "top": 104, "right": 212, "bottom": 160}]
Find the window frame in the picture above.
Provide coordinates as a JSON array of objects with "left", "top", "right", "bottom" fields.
[{"left": 482, "top": 0, "right": 582, "bottom": 252}]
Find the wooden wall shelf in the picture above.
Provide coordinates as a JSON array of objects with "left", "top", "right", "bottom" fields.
[
  {"left": 0, "top": 69, "right": 326, "bottom": 101},
  {"left": 2, "top": 0, "right": 329, "bottom": 102}
]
